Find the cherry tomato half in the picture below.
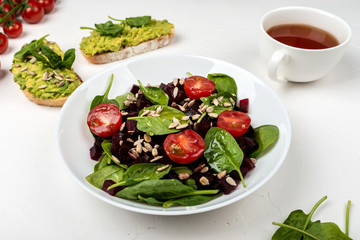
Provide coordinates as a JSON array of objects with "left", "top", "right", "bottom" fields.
[
  {"left": 164, "top": 129, "right": 205, "bottom": 164},
  {"left": 183, "top": 76, "right": 215, "bottom": 100},
  {"left": 87, "top": 103, "right": 122, "bottom": 138},
  {"left": 217, "top": 110, "right": 251, "bottom": 137},
  {"left": 3, "top": 21, "right": 23, "bottom": 38},
  {"left": 37, "top": 0, "right": 55, "bottom": 14},
  {"left": 22, "top": 0, "right": 44, "bottom": 24},
  {"left": 0, "top": 33, "right": 9, "bottom": 54}
]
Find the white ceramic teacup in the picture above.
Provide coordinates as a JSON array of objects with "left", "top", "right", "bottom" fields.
[{"left": 259, "top": 6, "right": 351, "bottom": 83}]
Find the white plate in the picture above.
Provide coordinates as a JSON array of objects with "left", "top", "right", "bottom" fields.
[{"left": 55, "top": 54, "right": 291, "bottom": 216}]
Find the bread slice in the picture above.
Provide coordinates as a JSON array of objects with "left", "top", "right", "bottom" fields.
[{"left": 81, "top": 28, "right": 175, "bottom": 64}]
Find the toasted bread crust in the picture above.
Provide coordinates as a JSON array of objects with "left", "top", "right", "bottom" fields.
[
  {"left": 81, "top": 28, "right": 175, "bottom": 64},
  {"left": 22, "top": 74, "right": 82, "bottom": 107}
]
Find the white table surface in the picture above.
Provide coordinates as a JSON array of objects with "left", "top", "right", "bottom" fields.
[{"left": 1, "top": 0, "right": 359, "bottom": 239}]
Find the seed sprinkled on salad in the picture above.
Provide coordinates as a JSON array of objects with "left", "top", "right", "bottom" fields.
[{"left": 85, "top": 73, "right": 280, "bottom": 208}]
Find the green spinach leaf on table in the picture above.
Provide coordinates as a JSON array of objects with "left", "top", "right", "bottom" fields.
[
  {"left": 90, "top": 74, "right": 119, "bottom": 110},
  {"left": 207, "top": 73, "right": 237, "bottom": 98},
  {"left": 250, "top": 125, "right": 279, "bottom": 159},
  {"left": 204, "top": 127, "right": 246, "bottom": 187},
  {"left": 128, "top": 105, "right": 188, "bottom": 136},
  {"left": 138, "top": 80, "right": 169, "bottom": 106}
]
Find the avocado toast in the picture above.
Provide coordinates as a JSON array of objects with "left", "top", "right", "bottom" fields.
[
  {"left": 80, "top": 16, "right": 175, "bottom": 64},
  {"left": 11, "top": 35, "right": 82, "bottom": 107}
]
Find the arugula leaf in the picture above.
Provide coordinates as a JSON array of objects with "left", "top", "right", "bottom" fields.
[
  {"left": 207, "top": 73, "right": 238, "bottom": 97},
  {"left": 138, "top": 80, "right": 169, "bottom": 105},
  {"left": 203, "top": 127, "right": 246, "bottom": 187},
  {"left": 125, "top": 16, "right": 151, "bottom": 27},
  {"left": 80, "top": 21, "right": 124, "bottom": 37},
  {"left": 250, "top": 125, "right": 279, "bottom": 159},
  {"left": 90, "top": 74, "right": 119, "bottom": 110},
  {"left": 14, "top": 34, "right": 49, "bottom": 60},
  {"left": 128, "top": 105, "right": 188, "bottom": 136}
]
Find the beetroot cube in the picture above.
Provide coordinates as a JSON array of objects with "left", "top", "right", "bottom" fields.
[{"left": 239, "top": 98, "right": 249, "bottom": 113}]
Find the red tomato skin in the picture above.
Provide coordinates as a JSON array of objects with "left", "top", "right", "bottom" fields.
[
  {"left": 217, "top": 110, "right": 251, "bottom": 137},
  {"left": 183, "top": 76, "right": 215, "bottom": 100},
  {"left": 37, "top": 0, "right": 55, "bottom": 14},
  {"left": 0, "top": 33, "right": 9, "bottom": 54},
  {"left": 3, "top": 21, "right": 23, "bottom": 38},
  {"left": 87, "top": 103, "right": 122, "bottom": 138},
  {"left": 164, "top": 129, "right": 205, "bottom": 164},
  {"left": 22, "top": 0, "right": 44, "bottom": 23}
]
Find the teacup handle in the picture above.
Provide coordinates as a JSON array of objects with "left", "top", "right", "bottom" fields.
[{"left": 268, "top": 50, "right": 289, "bottom": 83}]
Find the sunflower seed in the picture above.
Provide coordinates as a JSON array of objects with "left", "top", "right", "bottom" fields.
[
  {"left": 130, "top": 148, "right": 139, "bottom": 158},
  {"left": 217, "top": 96, "right": 224, "bottom": 102},
  {"left": 157, "top": 164, "right": 170, "bottom": 172},
  {"left": 150, "top": 156, "right": 163, "bottom": 162},
  {"left": 124, "top": 100, "right": 131, "bottom": 106},
  {"left": 184, "top": 98, "right": 191, "bottom": 102},
  {"left": 178, "top": 172, "right": 190, "bottom": 180},
  {"left": 133, "top": 139, "right": 144, "bottom": 146},
  {"left": 119, "top": 140, "right": 123, "bottom": 146},
  {"left": 14, "top": 64, "right": 20, "bottom": 67},
  {"left": 179, "top": 78, "right": 185, "bottom": 85},
  {"left": 144, "top": 134, "right": 151, "bottom": 143},
  {"left": 200, "top": 105, "right": 208, "bottom": 112},
  {"left": 199, "top": 102, "right": 204, "bottom": 108},
  {"left": 151, "top": 114, "right": 160, "bottom": 117},
  {"left": 208, "top": 113, "right": 219, "bottom": 118},
  {"left": 41, "top": 72, "right": 49, "bottom": 79},
  {"left": 191, "top": 114, "right": 201, "bottom": 121},
  {"left": 194, "top": 164, "right": 205, "bottom": 172},
  {"left": 206, "top": 106, "right": 214, "bottom": 113},
  {"left": 151, "top": 148, "right": 158, "bottom": 157},
  {"left": 176, "top": 123, "right": 188, "bottom": 130},
  {"left": 173, "top": 87, "right": 179, "bottom": 98},
  {"left": 136, "top": 144, "right": 143, "bottom": 154},
  {"left": 212, "top": 98, "right": 219, "bottom": 106},
  {"left": 173, "top": 78, "right": 178, "bottom": 85},
  {"left": 142, "top": 147, "right": 149, "bottom": 153},
  {"left": 168, "top": 122, "right": 179, "bottom": 129},
  {"left": 52, "top": 80, "right": 59, "bottom": 84},
  {"left": 112, "top": 155, "right": 121, "bottom": 164},
  {"left": 49, "top": 72, "right": 54, "bottom": 77},
  {"left": 120, "top": 110, "right": 128, "bottom": 116},
  {"left": 55, "top": 75, "right": 63, "bottom": 81},
  {"left": 127, "top": 138, "right": 134, "bottom": 143},
  {"left": 20, "top": 67, "right": 28, "bottom": 72},
  {"left": 128, "top": 130, "right": 135, "bottom": 135},
  {"left": 223, "top": 102, "right": 232, "bottom": 107},
  {"left": 217, "top": 170, "right": 227, "bottom": 179},
  {"left": 38, "top": 84, "right": 47, "bottom": 89},
  {"left": 173, "top": 117, "right": 180, "bottom": 124},
  {"left": 27, "top": 70, "right": 36, "bottom": 76},
  {"left": 229, "top": 97, "right": 235, "bottom": 105},
  {"left": 154, "top": 144, "right": 160, "bottom": 149},
  {"left": 171, "top": 102, "right": 177, "bottom": 107},
  {"left": 250, "top": 158, "right": 257, "bottom": 165},
  {"left": 155, "top": 106, "right": 163, "bottom": 114},
  {"left": 120, "top": 122, "right": 126, "bottom": 131},
  {"left": 65, "top": 78, "right": 74, "bottom": 82},
  {"left": 200, "top": 166, "right": 209, "bottom": 173},
  {"left": 181, "top": 116, "right": 190, "bottom": 121},
  {"left": 226, "top": 176, "right": 237, "bottom": 186},
  {"left": 188, "top": 99, "right": 195, "bottom": 107},
  {"left": 127, "top": 95, "right": 137, "bottom": 102},
  {"left": 199, "top": 176, "right": 210, "bottom": 186},
  {"left": 178, "top": 105, "right": 186, "bottom": 112},
  {"left": 57, "top": 81, "right": 65, "bottom": 88},
  {"left": 140, "top": 110, "right": 150, "bottom": 117},
  {"left": 29, "top": 57, "right": 37, "bottom": 64},
  {"left": 143, "top": 142, "right": 153, "bottom": 151}
]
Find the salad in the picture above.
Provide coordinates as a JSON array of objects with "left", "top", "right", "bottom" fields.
[{"left": 85, "top": 73, "right": 279, "bottom": 208}]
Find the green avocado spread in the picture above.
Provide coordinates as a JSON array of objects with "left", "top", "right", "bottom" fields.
[
  {"left": 80, "top": 19, "right": 174, "bottom": 56},
  {"left": 11, "top": 40, "right": 82, "bottom": 100}
]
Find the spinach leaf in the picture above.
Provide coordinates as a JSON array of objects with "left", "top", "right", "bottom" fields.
[
  {"left": 250, "top": 125, "right": 279, "bottom": 159},
  {"left": 101, "top": 141, "right": 128, "bottom": 169},
  {"left": 86, "top": 165, "right": 125, "bottom": 189},
  {"left": 116, "top": 179, "right": 218, "bottom": 200},
  {"left": 303, "top": 222, "right": 352, "bottom": 240},
  {"left": 204, "top": 127, "right": 246, "bottom": 187},
  {"left": 128, "top": 105, "right": 188, "bottom": 136},
  {"left": 163, "top": 194, "right": 218, "bottom": 208},
  {"left": 125, "top": 16, "right": 151, "bottom": 27},
  {"left": 14, "top": 34, "right": 49, "bottom": 60},
  {"left": 115, "top": 92, "right": 135, "bottom": 110},
  {"left": 207, "top": 73, "right": 237, "bottom": 97},
  {"left": 94, "top": 155, "right": 112, "bottom": 172},
  {"left": 108, "top": 163, "right": 171, "bottom": 189},
  {"left": 80, "top": 21, "right": 124, "bottom": 37},
  {"left": 138, "top": 195, "right": 164, "bottom": 206},
  {"left": 31, "top": 45, "right": 76, "bottom": 70},
  {"left": 200, "top": 91, "right": 235, "bottom": 115},
  {"left": 171, "top": 166, "right": 193, "bottom": 175},
  {"left": 90, "top": 74, "right": 119, "bottom": 110},
  {"left": 138, "top": 80, "right": 169, "bottom": 105}
]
